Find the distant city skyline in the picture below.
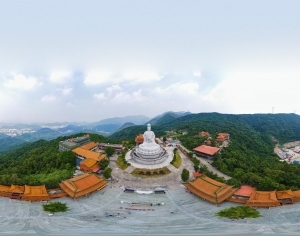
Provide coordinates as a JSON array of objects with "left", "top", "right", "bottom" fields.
[{"left": 0, "top": 0, "right": 299, "bottom": 123}]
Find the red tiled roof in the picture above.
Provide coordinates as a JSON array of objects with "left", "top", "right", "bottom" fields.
[
  {"left": 233, "top": 185, "right": 255, "bottom": 197},
  {"left": 193, "top": 145, "right": 220, "bottom": 156},
  {"left": 193, "top": 172, "right": 203, "bottom": 178}
]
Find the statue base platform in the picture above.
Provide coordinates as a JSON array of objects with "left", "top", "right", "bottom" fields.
[{"left": 125, "top": 147, "right": 173, "bottom": 170}]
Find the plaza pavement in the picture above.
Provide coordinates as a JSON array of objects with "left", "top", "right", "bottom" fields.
[{"left": 1, "top": 149, "right": 300, "bottom": 235}]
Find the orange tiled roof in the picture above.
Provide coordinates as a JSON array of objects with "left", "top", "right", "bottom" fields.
[
  {"left": 135, "top": 134, "right": 144, "bottom": 143},
  {"left": 233, "top": 185, "right": 255, "bottom": 197},
  {"left": 218, "top": 133, "right": 230, "bottom": 136},
  {"left": 8, "top": 184, "right": 25, "bottom": 193},
  {"left": 72, "top": 147, "right": 106, "bottom": 161},
  {"left": 246, "top": 190, "right": 280, "bottom": 207},
  {"left": 193, "top": 145, "right": 220, "bottom": 156},
  {"left": 199, "top": 131, "right": 210, "bottom": 137},
  {"left": 293, "top": 190, "right": 300, "bottom": 197},
  {"left": 0, "top": 185, "right": 10, "bottom": 192},
  {"left": 184, "top": 176, "right": 236, "bottom": 204},
  {"left": 80, "top": 142, "right": 98, "bottom": 150},
  {"left": 21, "top": 185, "right": 50, "bottom": 201},
  {"left": 59, "top": 173, "right": 107, "bottom": 198},
  {"left": 276, "top": 189, "right": 295, "bottom": 199},
  {"left": 80, "top": 158, "right": 98, "bottom": 168}
]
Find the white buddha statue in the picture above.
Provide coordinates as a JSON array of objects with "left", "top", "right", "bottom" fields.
[
  {"left": 143, "top": 124, "right": 155, "bottom": 144},
  {"left": 131, "top": 123, "right": 168, "bottom": 164}
]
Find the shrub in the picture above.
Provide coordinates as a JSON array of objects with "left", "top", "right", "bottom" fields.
[
  {"left": 103, "top": 167, "right": 112, "bottom": 179},
  {"left": 43, "top": 201, "right": 68, "bottom": 214},
  {"left": 181, "top": 168, "right": 189, "bottom": 182},
  {"left": 216, "top": 206, "right": 262, "bottom": 219}
]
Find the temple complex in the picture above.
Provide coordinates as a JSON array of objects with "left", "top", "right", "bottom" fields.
[{"left": 131, "top": 124, "right": 168, "bottom": 165}]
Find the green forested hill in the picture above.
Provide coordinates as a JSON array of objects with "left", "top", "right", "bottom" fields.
[
  {"left": 110, "top": 113, "right": 300, "bottom": 190},
  {"left": 0, "top": 133, "right": 113, "bottom": 188}
]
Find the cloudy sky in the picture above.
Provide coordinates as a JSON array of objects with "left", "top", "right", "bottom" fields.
[{"left": 0, "top": 0, "right": 299, "bottom": 123}]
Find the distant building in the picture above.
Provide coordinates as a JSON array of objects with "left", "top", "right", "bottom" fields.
[
  {"left": 198, "top": 131, "right": 210, "bottom": 137},
  {"left": 59, "top": 134, "right": 91, "bottom": 151},
  {"left": 98, "top": 143, "right": 123, "bottom": 152},
  {"left": 135, "top": 134, "right": 144, "bottom": 145},
  {"left": 216, "top": 133, "right": 230, "bottom": 143}
]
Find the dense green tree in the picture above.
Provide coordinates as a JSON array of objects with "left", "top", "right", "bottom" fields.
[
  {"left": 181, "top": 168, "right": 189, "bottom": 182},
  {"left": 99, "top": 159, "right": 109, "bottom": 170},
  {"left": 103, "top": 167, "right": 112, "bottom": 179},
  {"left": 105, "top": 147, "right": 115, "bottom": 157}
]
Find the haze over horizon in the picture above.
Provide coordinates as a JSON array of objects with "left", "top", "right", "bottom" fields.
[{"left": 0, "top": 0, "right": 299, "bottom": 123}]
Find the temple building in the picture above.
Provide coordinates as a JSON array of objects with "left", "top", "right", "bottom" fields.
[
  {"left": 276, "top": 189, "right": 295, "bottom": 205},
  {"left": 72, "top": 147, "right": 106, "bottom": 169},
  {"left": 193, "top": 145, "right": 220, "bottom": 159},
  {"left": 228, "top": 185, "right": 255, "bottom": 204},
  {"left": 21, "top": 185, "right": 51, "bottom": 201},
  {"left": 216, "top": 133, "right": 230, "bottom": 143},
  {"left": 198, "top": 131, "right": 210, "bottom": 137},
  {"left": 246, "top": 190, "right": 281, "bottom": 207},
  {"left": 135, "top": 134, "right": 144, "bottom": 145},
  {"left": 98, "top": 143, "right": 123, "bottom": 152},
  {"left": 184, "top": 175, "right": 236, "bottom": 204},
  {"left": 59, "top": 134, "right": 91, "bottom": 151},
  {"left": 59, "top": 173, "right": 107, "bottom": 198},
  {"left": 131, "top": 124, "right": 168, "bottom": 165}
]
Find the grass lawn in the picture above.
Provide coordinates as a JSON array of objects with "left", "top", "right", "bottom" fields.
[
  {"left": 117, "top": 156, "right": 130, "bottom": 170},
  {"left": 172, "top": 151, "right": 182, "bottom": 168},
  {"left": 215, "top": 206, "right": 262, "bottom": 219},
  {"left": 131, "top": 167, "right": 171, "bottom": 177}
]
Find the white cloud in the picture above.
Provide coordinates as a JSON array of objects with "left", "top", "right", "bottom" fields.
[
  {"left": 106, "top": 84, "right": 122, "bottom": 93},
  {"left": 93, "top": 93, "right": 106, "bottom": 100},
  {"left": 41, "top": 94, "right": 56, "bottom": 102},
  {"left": 66, "top": 102, "right": 76, "bottom": 108},
  {"left": 84, "top": 70, "right": 162, "bottom": 86},
  {"left": 3, "top": 73, "right": 39, "bottom": 90},
  {"left": 154, "top": 82, "right": 200, "bottom": 96},
  {"left": 123, "top": 71, "right": 162, "bottom": 83},
  {"left": 111, "top": 89, "right": 144, "bottom": 103},
  {"left": 84, "top": 71, "right": 111, "bottom": 85},
  {"left": 49, "top": 71, "right": 72, "bottom": 84},
  {"left": 193, "top": 71, "right": 201, "bottom": 77},
  {"left": 61, "top": 87, "right": 73, "bottom": 95}
]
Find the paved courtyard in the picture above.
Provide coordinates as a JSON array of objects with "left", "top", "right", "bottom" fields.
[{"left": 1, "top": 150, "right": 300, "bottom": 235}]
